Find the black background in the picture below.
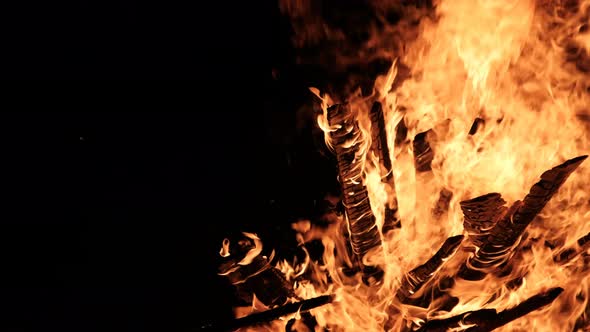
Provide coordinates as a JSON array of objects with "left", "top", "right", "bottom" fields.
[{"left": 2, "top": 1, "right": 338, "bottom": 331}]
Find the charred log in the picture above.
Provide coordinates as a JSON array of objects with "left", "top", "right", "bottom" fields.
[
  {"left": 199, "top": 295, "right": 334, "bottom": 331},
  {"left": 464, "top": 287, "right": 564, "bottom": 332},
  {"left": 460, "top": 193, "right": 507, "bottom": 247},
  {"left": 574, "top": 291, "right": 590, "bottom": 332},
  {"left": 396, "top": 235, "right": 464, "bottom": 303},
  {"left": 407, "top": 276, "right": 458, "bottom": 310},
  {"left": 416, "top": 309, "right": 497, "bottom": 332},
  {"left": 395, "top": 115, "right": 409, "bottom": 146},
  {"left": 369, "top": 101, "right": 401, "bottom": 234},
  {"left": 286, "top": 312, "right": 319, "bottom": 332},
  {"left": 553, "top": 231, "right": 590, "bottom": 264},
  {"left": 512, "top": 155, "right": 587, "bottom": 227},
  {"left": 327, "top": 104, "right": 384, "bottom": 284},
  {"left": 218, "top": 234, "right": 297, "bottom": 307},
  {"left": 469, "top": 118, "right": 485, "bottom": 136},
  {"left": 416, "top": 287, "right": 563, "bottom": 332},
  {"left": 413, "top": 130, "right": 434, "bottom": 172},
  {"left": 458, "top": 156, "right": 587, "bottom": 281}
]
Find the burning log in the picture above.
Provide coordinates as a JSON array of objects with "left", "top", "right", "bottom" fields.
[
  {"left": 369, "top": 101, "right": 401, "bottom": 234},
  {"left": 386, "top": 237, "right": 463, "bottom": 330},
  {"left": 396, "top": 235, "right": 464, "bottom": 303},
  {"left": 327, "top": 103, "right": 384, "bottom": 284},
  {"left": 416, "top": 287, "right": 564, "bottom": 332},
  {"left": 411, "top": 124, "right": 454, "bottom": 219},
  {"left": 553, "top": 231, "right": 590, "bottom": 264},
  {"left": 199, "top": 295, "right": 334, "bottom": 331},
  {"left": 468, "top": 117, "right": 485, "bottom": 136},
  {"left": 460, "top": 193, "right": 507, "bottom": 247},
  {"left": 574, "top": 291, "right": 590, "bottom": 332},
  {"left": 458, "top": 155, "right": 588, "bottom": 281},
  {"left": 218, "top": 233, "right": 297, "bottom": 307},
  {"left": 413, "top": 130, "right": 434, "bottom": 172},
  {"left": 395, "top": 115, "right": 408, "bottom": 147},
  {"left": 388, "top": 238, "right": 462, "bottom": 331}
]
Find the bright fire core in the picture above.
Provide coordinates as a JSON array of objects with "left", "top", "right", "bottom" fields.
[{"left": 222, "top": 1, "right": 590, "bottom": 331}]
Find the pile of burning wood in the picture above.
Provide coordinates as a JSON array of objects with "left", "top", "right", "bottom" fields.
[
  {"left": 203, "top": 1, "right": 590, "bottom": 331},
  {"left": 203, "top": 100, "right": 588, "bottom": 331}
]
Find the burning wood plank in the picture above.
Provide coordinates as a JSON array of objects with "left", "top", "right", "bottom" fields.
[
  {"left": 460, "top": 193, "right": 507, "bottom": 247},
  {"left": 468, "top": 117, "right": 485, "bottom": 136},
  {"left": 553, "top": 231, "right": 590, "bottom": 264},
  {"left": 411, "top": 128, "right": 456, "bottom": 220},
  {"left": 199, "top": 295, "right": 334, "bottom": 331},
  {"left": 413, "top": 129, "right": 434, "bottom": 172},
  {"left": 574, "top": 292, "right": 590, "bottom": 332},
  {"left": 396, "top": 235, "right": 464, "bottom": 303},
  {"left": 218, "top": 233, "right": 297, "bottom": 307},
  {"left": 458, "top": 155, "right": 588, "bottom": 281},
  {"left": 369, "top": 101, "right": 401, "bottom": 234},
  {"left": 327, "top": 103, "right": 384, "bottom": 284},
  {"left": 416, "top": 287, "right": 563, "bottom": 332}
]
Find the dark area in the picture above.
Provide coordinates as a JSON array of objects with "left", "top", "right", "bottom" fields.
[
  {"left": 1, "top": 1, "right": 340, "bottom": 331},
  {"left": 3, "top": 1, "right": 290, "bottom": 80}
]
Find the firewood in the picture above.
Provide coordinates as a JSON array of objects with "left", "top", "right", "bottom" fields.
[
  {"left": 458, "top": 156, "right": 588, "bottom": 281},
  {"left": 413, "top": 130, "right": 434, "bottom": 172},
  {"left": 464, "top": 287, "right": 564, "bottom": 332},
  {"left": 469, "top": 117, "right": 485, "bottom": 135},
  {"left": 369, "top": 101, "right": 401, "bottom": 234},
  {"left": 573, "top": 292, "right": 590, "bottom": 332},
  {"left": 512, "top": 155, "right": 587, "bottom": 228},
  {"left": 460, "top": 193, "right": 507, "bottom": 247},
  {"left": 416, "top": 287, "right": 563, "bottom": 332},
  {"left": 553, "top": 231, "right": 590, "bottom": 264},
  {"left": 217, "top": 233, "right": 297, "bottom": 307},
  {"left": 396, "top": 235, "right": 464, "bottom": 303},
  {"left": 199, "top": 295, "right": 334, "bottom": 331},
  {"left": 386, "top": 278, "right": 458, "bottom": 331},
  {"left": 395, "top": 115, "right": 408, "bottom": 146},
  {"left": 327, "top": 104, "right": 384, "bottom": 284}
]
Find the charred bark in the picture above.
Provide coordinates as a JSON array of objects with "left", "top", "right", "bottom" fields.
[
  {"left": 327, "top": 104, "right": 384, "bottom": 284},
  {"left": 458, "top": 156, "right": 587, "bottom": 281},
  {"left": 413, "top": 130, "right": 434, "bottom": 172},
  {"left": 396, "top": 235, "right": 464, "bottom": 303},
  {"left": 416, "top": 287, "right": 563, "bottom": 332},
  {"left": 460, "top": 193, "right": 507, "bottom": 247},
  {"left": 511, "top": 155, "right": 587, "bottom": 227},
  {"left": 220, "top": 254, "right": 297, "bottom": 307},
  {"left": 553, "top": 231, "right": 590, "bottom": 264},
  {"left": 369, "top": 101, "right": 401, "bottom": 234},
  {"left": 218, "top": 234, "right": 297, "bottom": 307},
  {"left": 404, "top": 276, "right": 458, "bottom": 311},
  {"left": 395, "top": 115, "right": 409, "bottom": 146},
  {"left": 386, "top": 277, "right": 458, "bottom": 331},
  {"left": 574, "top": 291, "right": 590, "bottom": 332},
  {"left": 468, "top": 117, "right": 485, "bottom": 136},
  {"left": 199, "top": 295, "right": 334, "bottom": 331}
]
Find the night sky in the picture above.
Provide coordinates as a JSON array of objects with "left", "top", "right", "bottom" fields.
[{"left": 2, "top": 1, "right": 339, "bottom": 331}]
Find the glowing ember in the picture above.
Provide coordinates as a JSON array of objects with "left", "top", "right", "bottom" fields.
[{"left": 213, "top": 1, "right": 590, "bottom": 331}]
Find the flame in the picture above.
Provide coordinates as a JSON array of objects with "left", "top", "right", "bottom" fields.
[
  {"left": 229, "top": 0, "right": 590, "bottom": 331},
  {"left": 238, "top": 232, "right": 263, "bottom": 266},
  {"left": 220, "top": 238, "right": 231, "bottom": 257}
]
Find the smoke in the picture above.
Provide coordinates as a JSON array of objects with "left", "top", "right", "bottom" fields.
[{"left": 278, "top": 0, "right": 435, "bottom": 100}]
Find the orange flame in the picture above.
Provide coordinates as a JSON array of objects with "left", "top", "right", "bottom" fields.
[{"left": 239, "top": 1, "right": 590, "bottom": 331}]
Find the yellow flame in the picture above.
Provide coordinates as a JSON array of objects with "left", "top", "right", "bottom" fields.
[{"left": 243, "top": 0, "right": 590, "bottom": 330}]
